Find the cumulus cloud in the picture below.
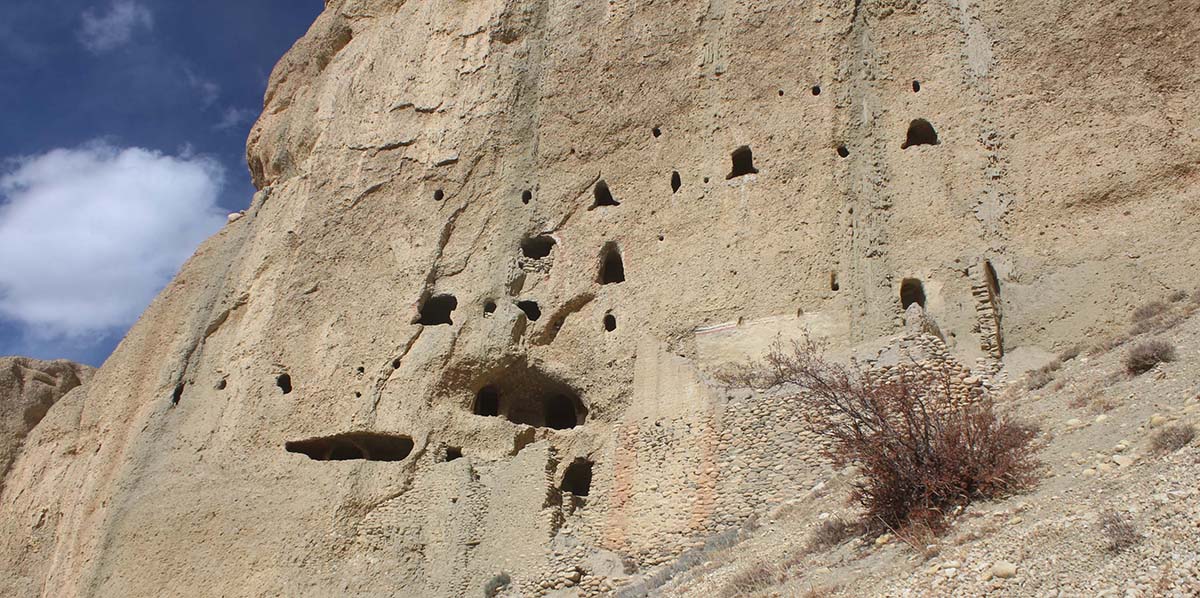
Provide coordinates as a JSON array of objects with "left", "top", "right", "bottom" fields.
[
  {"left": 0, "top": 144, "right": 226, "bottom": 340},
  {"left": 79, "top": 0, "right": 154, "bottom": 53}
]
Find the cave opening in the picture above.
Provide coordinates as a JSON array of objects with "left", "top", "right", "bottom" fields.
[
  {"left": 900, "top": 278, "right": 927, "bottom": 309},
  {"left": 901, "top": 119, "right": 939, "bottom": 149},
  {"left": 726, "top": 146, "right": 758, "bottom": 179},
  {"left": 277, "top": 374, "right": 293, "bottom": 395},
  {"left": 286, "top": 432, "right": 414, "bottom": 462},
  {"left": 417, "top": 294, "right": 458, "bottom": 326},
  {"left": 560, "top": 458, "right": 593, "bottom": 496},
  {"left": 521, "top": 235, "right": 556, "bottom": 259},
  {"left": 598, "top": 242, "right": 625, "bottom": 285},
  {"left": 592, "top": 180, "right": 619, "bottom": 208}
]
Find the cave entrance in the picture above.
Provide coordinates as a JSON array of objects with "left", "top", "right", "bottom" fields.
[
  {"left": 286, "top": 432, "right": 414, "bottom": 462},
  {"left": 468, "top": 360, "right": 587, "bottom": 430},
  {"left": 417, "top": 294, "right": 458, "bottom": 326},
  {"left": 560, "top": 458, "right": 593, "bottom": 496},
  {"left": 592, "top": 180, "right": 619, "bottom": 208},
  {"left": 726, "top": 146, "right": 758, "bottom": 179},
  {"left": 901, "top": 119, "right": 939, "bottom": 149},
  {"left": 521, "top": 235, "right": 556, "bottom": 259},
  {"left": 900, "top": 278, "right": 926, "bottom": 309},
  {"left": 598, "top": 242, "right": 625, "bottom": 285}
]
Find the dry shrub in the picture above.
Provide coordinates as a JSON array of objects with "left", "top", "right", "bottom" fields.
[
  {"left": 1026, "top": 360, "right": 1061, "bottom": 391},
  {"left": 1151, "top": 424, "right": 1196, "bottom": 454},
  {"left": 1132, "top": 300, "right": 1170, "bottom": 323},
  {"left": 1088, "top": 334, "right": 1130, "bottom": 357},
  {"left": 1099, "top": 510, "right": 1140, "bottom": 553},
  {"left": 717, "top": 339, "right": 1042, "bottom": 534},
  {"left": 805, "top": 517, "right": 860, "bottom": 553},
  {"left": 483, "top": 572, "right": 511, "bottom": 597},
  {"left": 1059, "top": 344, "right": 1083, "bottom": 362},
  {"left": 1123, "top": 339, "right": 1176, "bottom": 375},
  {"left": 721, "top": 563, "right": 781, "bottom": 597}
]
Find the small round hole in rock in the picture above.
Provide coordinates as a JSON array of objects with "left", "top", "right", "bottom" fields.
[
  {"left": 433, "top": 189, "right": 445, "bottom": 201},
  {"left": 483, "top": 300, "right": 497, "bottom": 315},
  {"left": 652, "top": 127, "right": 662, "bottom": 138},
  {"left": 521, "top": 190, "right": 532, "bottom": 204},
  {"left": 778, "top": 89, "right": 785, "bottom": 97},
  {"left": 912, "top": 80, "right": 921, "bottom": 92},
  {"left": 215, "top": 379, "right": 227, "bottom": 391},
  {"left": 276, "top": 374, "right": 292, "bottom": 395},
  {"left": 391, "top": 358, "right": 401, "bottom": 369},
  {"left": 603, "top": 313, "right": 616, "bottom": 332},
  {"left": 445, "top": 447, "right": 463, "bottom": 461},
  {"left": 671, "top": 171, "right": 681, "bottom": 193},
  {"left": 837, "top": 145, "right": 849, "bottom": 158},
  {"left": 811, "top": 85, "right": 821, "bottom": 96}
]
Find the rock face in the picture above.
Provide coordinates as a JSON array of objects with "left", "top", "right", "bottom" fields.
[
  {"left": 0, "top": 357, "right": 93, "bottom": 492},
  {"left": 2, "top": 0, "right": 1198, "bottom": 596}
]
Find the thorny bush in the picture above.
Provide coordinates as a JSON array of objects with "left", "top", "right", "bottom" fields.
[{"left": 718, "top": 338, "right": 1042, "bottom": 534}]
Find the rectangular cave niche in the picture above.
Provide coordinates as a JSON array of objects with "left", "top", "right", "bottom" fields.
[{"left": 285, "top": 432, "right": 414, "bottom": 462}]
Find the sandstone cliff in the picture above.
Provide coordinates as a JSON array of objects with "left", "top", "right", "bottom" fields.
[
  {"left": 1, "top": 0, "right": 1197, "bottom": 596},
  {"left": 0, "top": 357, "right": 93, "bottom": 493}
]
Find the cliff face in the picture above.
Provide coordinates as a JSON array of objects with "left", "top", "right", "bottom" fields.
[
  {"left": 1, "top": 0, "right": 1197, "bottom": 596},
  {"left": 0, "top": 357, "right": 93, "bottom": 493}
]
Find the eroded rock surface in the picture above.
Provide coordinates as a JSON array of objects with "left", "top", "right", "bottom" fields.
[
  {"left": 1, "top": 0, "right": 1197, "bottom": 596},
  {"left": 0, "top": 357, "right": 93, "bottom": 492}
]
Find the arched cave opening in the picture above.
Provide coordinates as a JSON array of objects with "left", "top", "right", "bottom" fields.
[
  {"left": 592, "top": 180, "right": 619, "bottom": 208},
  {"left": 901, "top": 119, "right": 939, "bottom": 149},
  {"left": 475, "top": 385, "right": 500, "bottom": 417},
  {"left": 726, "top": 146, "right": 758, "bottom": 179},
  {"left": 276, "top": 373, "right": 292, "bottom": 395},
  {"left": 417, "top": 294, "right": 458, "bottom": 326},
  {"left": 900, "top": 278, "right": 927, "bottom": 309},
  {"left": 467, "top": 360, "right": 587, "bottom": 430},
  {"left": 603, "top": 313, "right": 616, "bottom": 332},
  {"left": 560, "top": 458, "right": 593, "bottom": 496},
  {"left": 521, "top": 190, "right": 532, "bottom": 204},
  {"left": 483, "top": 300, "right": 497, "bottom": 315},
  {"left": 517, "top": 300, "right": 542, "bottom": 321},
  {"left": 521, "top": 235, "right": 556, "bottom": 259},
  {"left": 445, "top": 446, "right": 463, "bottom": 462},
  {"left": 811, "top": 84, "right": 821, "bottom": 96},
  {"left": 285, "top": 432, "right": 414, "bottom": 462},
  {"left": 597, "top": 242, "right": 625, "bottom": 285},
  {"left": 671, "top": 171, "right": 681, "bottom": 193},
  {"left": 912, "top": 80, "right": 921, "bottom": 92},
  {"left": 837, "top": 145, "right": 849, "bottom": 158}
]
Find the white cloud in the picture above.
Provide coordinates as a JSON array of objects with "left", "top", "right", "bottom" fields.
[
  {"left": 79, "top": 0, "right": 154, "bottom": 53},
  {"left": 186, "top": 69, "right": 221, "bottom": 107},
  {"left": 215, "top": 107, "right": 256, "bottom": 131},
  {"left": 0, "top": 144, "right": 226, "bottom": 340}
]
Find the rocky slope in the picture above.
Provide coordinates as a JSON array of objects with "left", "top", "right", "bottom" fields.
[{"left": 1, "top": 0, "right": 1198, "bottom": 596}]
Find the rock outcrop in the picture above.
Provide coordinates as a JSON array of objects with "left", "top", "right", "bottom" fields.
[
  {"left": 0, "top": 357, "right": 93, "bottom": 492},
  {"left": 1, "top": 0, "right": 1197, "bottom": 596}
]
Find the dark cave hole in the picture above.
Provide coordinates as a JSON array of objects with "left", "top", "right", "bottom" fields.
[
  {"left": 277, "top": 374, "right": 292, "bottom": 395},
  {"left": 671, "top": 171, "right": 681, "bottom": 193},
  {"left": 912, "top": 80, "right": 921, "bottom": 92},
  {"left": 830, "top": 272, "right": 840, "bottom": 292},
  {"left": 517, "top": 300, "right": 542, "bottom": 321},
  {"left": 592, "top": 180, "right": 619, "bottom": 208},
  {"left": 521, "top": 190, "right": 532, "bottom": 204},
  {"left": 215, "top": 379, "right": 227, "bottom": 391},
  {"left": 901, "top": 119, "right": 939, "bottom": 149},
  {"left": 417, "top": 294, "right": 458, "bottom": 326},
  {"left": 837, "top": 145, "right": 849, "bottom": 158},
  {"left": 560, "top": 458, "right": 593, "bottom": 496},
  {"left": 726, "top": 146, "right": 758, "bottom": 179},
  {"left": 900, "top": 278, "right": 927, "bottom": 309},
  {"left": 171, "top": 383, "right": 184, "bottom": 405},
  {"left": 603, "top": 313, "right": 617, "bottom": 332},
  {"left": 475, "top": 385, "right": 500, "bottom": 417},
  {"left": 445, "top": 447, "right": 463, "bottom": 461},
  {"left": 521, "top": 235, "right": 556, "bottom": 259},
  {"left": 652, "top": 127, "right": 662, "bottom": 138},
  {"left": 483, "top": 300, "right": 497, "bottom": 315},
  {"left": 811, "top": 85, "right": 821, "bottom": 96},
  {"left": 597, "top": 242, "right": 625, "bottom": 285},
  {"left": 286, "top": 432, "right": 414, "bottom": 462},
  {"left": 433, "top": 189, "right": 445, "bottom": 201}
]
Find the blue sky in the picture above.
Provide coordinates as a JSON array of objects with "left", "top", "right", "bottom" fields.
[{"left": 0, "top": 0, "right": 323, "bottom": 366}]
